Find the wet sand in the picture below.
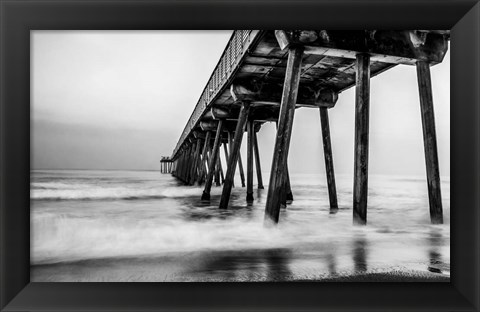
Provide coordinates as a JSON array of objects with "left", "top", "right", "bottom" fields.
[{"left": 32, "top": 248, "right": 450, "bottom": 282}]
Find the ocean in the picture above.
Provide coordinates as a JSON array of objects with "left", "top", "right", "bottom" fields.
[{"left": 30, "top": 169, "right": 450, "bottom": 282}]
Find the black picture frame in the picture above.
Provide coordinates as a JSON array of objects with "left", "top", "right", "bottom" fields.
[{"left": 1, "top": 0, "right": 479, "bottom": 311}]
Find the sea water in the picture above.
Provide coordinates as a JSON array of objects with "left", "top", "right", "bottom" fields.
[{"left": 30, "top": 169, "right": 450, "bottom": 282}]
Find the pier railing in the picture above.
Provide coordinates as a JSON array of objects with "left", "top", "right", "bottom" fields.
[{"left": 171, "top": 30, "right": 262, "bottom": 159}]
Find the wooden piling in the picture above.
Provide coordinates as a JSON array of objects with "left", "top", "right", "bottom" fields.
[
  {"left": 178, "top": 151, "right": 185, "bottom": 182},
  {"left": 186, "top": 142, "right": 196, "bottom": 183},
  {"left": 178, "top": 152, "right": 183, "bottom": 181},
  {"left": 214, "top": 156, "right": 221, "bottom": 187},
  {"left": 237, "top": 151, "right": 246, "bottom": 187},
  {"left": 228, "top": 128, "right": 246, "bottom": 188},
  {"left": 264, "top": 46, "right": 304, "bottom": 224},
  {"left": 274, "top": 120, "right": 293, "bottom": 206},
  {"left": 223, "top": 141, "right": 234, "bottom": 188},
  {"left": 353, "top": 53, "right": 370, "bottom": 225},
  {"left": 416, "top": 61, "right": 443, "bottom": 224},
  {"left": 218, "top": 156, "right": 225, "bottom": 184},
  {"left": 219, "top": 102, "right": 251, "bottom": 209},
  {"left": 280, "top": 165, "right": 293, "bottom": 207},
  {"left": 253, "top": 128, "right": 264, "bottom": 189},
  {"left": 285, "top": 166, "right": 293, "bottom": 201},
  {"left": 198, "top": 131, "right": 212, "bottom": 185},
  {"left": 183, "top": 147, "right": 191, "bottom": 183},
  {"left": 319, "top": 107, "right": 338, "bottom": 210},
  {"left": 190, "top": 139, "right": 202, "bottom": 185},
  {"left": 246, "top": 120, "right": 254, "bottom": 202},
  {"left": 202, "top": 120, "right": 224, "bottom": 200}
]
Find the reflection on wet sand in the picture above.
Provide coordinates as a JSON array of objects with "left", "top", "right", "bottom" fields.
[
  {"left": 353, "top": 236, "right": 368, "bottom": 273},
  {"left": 427, "top": 229, "right": 449, "bottom": 274},
  {"left": 326, "top": 253, "right": 337, "bottom": 275},
  {"left": 187, "top": 248, "right": 293, "bottom": 281}
]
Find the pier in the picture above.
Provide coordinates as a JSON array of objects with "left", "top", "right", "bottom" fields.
[
  {"left": 167, "top": 30, "right": 449, "bottom": 225},
  {"left": 160, "top": 157, "right": 173, "bottom": 174}
]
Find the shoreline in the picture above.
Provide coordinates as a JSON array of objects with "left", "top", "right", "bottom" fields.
[{"left": 31, "top": 251, "right": 450, "bottom": 282}]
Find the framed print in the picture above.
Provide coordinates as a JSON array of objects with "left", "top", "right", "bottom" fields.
[{"left": 1, "top": 0, "right": 479, "bottom": 311}]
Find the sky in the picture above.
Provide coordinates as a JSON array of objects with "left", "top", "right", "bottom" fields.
[{"left": 32, "top": 31, "right": 450, "bottom": 177}]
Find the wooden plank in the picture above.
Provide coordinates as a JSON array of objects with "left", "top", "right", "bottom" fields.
[
  {"left": 219, "top": 102, "right": 251, "bottom": 209},
  {"left": 264, "top": 46, "right": 304, "bottom": 225},
  {"left": 202, "top": 120, "right": 224, "bottom": 200},
  {"left": 416, "top": 61, "right": 443, "bottom": 224},
  {"left": 319, "top": 107, "right": 338, "bottom": 210},
  {"left": 246, "top": 120, "right": 254, "bottom": 202},
  {"left": 353, "top": 53, "right": 370, "bottom": 225},
  {"left": 253, "top": 128, "right": 264, "bottom": 189}
]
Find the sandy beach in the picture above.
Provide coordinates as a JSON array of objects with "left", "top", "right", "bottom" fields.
[{"left": 31, "top": 248, "right": 450, "bottom": 282}]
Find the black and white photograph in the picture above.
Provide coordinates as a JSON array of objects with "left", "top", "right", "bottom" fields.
[{"left": 31, "top": 30, "right": 450, "bottom": 282}]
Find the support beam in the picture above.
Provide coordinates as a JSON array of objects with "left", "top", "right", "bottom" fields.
[
  {"left": 274, "top": 120, "right": 293, "bottom": 207},
  {"left": 214, "top": 156, "right": 221, "bottom": 187},
  {"left": 223, "top": 141, "right": 234, "bottom": 187},
  {"left": 218, "top": 156, "right": 225, "bottom": 184},
  {"left": 253, "top": 129, "right": 264, "bottom": 189},
  {"left": 179, "top": 150, "right": 186, "bottom": 182},
  {"left": 285, "top": 166, "right": 293, "bottom": 202},
  {"left": 319, "top": 107, "right": 338, "bottom": 210},
  {"left": 416, "top": 61, "right": 443, "bottom": 224},
  {"left": 219, "top": 101, "right": 251, "bottom": 209},
  {"left": 202, "top": 120, "right": 224, "bottom": 200},
  {"left": 353, "top": 53, "right": 370, "bottom": 225},
  {"left": 198, "top": 131, "right": 212, "bottom": 185},
  {"left": 190, "top": 139, "right": 202, "bottom": 185},
  {"left": 264, "top": 46, "right": 304, "bottom": 225},
  {"left": 280, "top": 165, "right": 293, "bottom": 207},
  {"left": 228, "top": 131, "right": 245, "bottom": 188},
  {"left": 246, "top": 120, "right": 254, "bottom": 202},
  {"left": 237, "top": 151, "right": 246, "bottom": 187},
  {"left": 186, "top": 141, "right": 197, "bottom": 184}
]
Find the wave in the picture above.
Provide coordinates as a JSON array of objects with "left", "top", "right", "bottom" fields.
[
  {"left": 31, "top": 186, "right": 204, "bottom": 201},
  {"left": 30, "top": 209, "right": 450, "bottom": 266}
]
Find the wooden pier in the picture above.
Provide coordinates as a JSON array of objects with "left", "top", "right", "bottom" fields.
[
  {"left": 169, "top": 30, "right": 449, "bottom": 225},
  {"left": 160, "top": 157, "right": 173, "bottom": 174}
]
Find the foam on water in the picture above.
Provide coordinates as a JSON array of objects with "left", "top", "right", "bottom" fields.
[{"left": 30, "top": 170, "right": 450, "bottom": 279}]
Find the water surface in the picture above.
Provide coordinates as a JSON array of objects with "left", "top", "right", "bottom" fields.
[{"left": 31, "top": 169, "right": 450, "bottom": 282}]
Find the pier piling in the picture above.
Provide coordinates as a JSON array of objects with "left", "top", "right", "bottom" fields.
[
  {"left": 416, "top": 61, "right": 443, "bottom": 224},
  {"left": 246, "top": 120, "right": 255, "bottom": 202},
  {"left": 219, "top": 100, "right": 251, "bottom": 209},
  {"left": 190, "top": 139, "right": 202, "bottom": 185},
  {"left": 202, "top": 120, "right": 224, "bottom": 200},
  {"left": 319, "top": 107, "right": 338, "bottom": 210},
  {"left": 264, "top": 46, "right": 303, "bottom": 224},
  {"left": 253, "top": 127, "right": 264, "bottom": 189},
  {"left": 238, "top": 151, "right": 246, "bottom": 187},
  {"left": 353, "top": 53, "right": 371, "bottom": 225},
  {"left": 198, "top": 131, "right": 212, "bottom": 185}
]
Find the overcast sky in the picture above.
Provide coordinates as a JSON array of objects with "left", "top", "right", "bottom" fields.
[{"left": 32, "top": 31, "right": 450, "bottom": 177}]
